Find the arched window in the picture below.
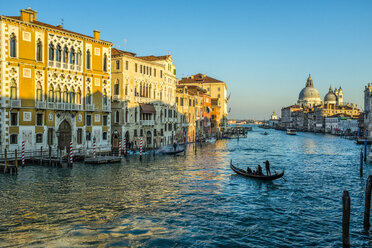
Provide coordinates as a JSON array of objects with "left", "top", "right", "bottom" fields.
[
  {"left": 86, "top": 50, "right": 91, "bottom": 69},
  {"left": 115, "top": 111, "right": 119, "bottom": 123},
  {"left": 103, "top": 53, "right": 107, "bottom": 72},
  {"left": 76, "top": 49, "right": 81, "bottom": 65},
  {"left": 70, "top": 48, "right": 75, "bottom": 64},
  {"left": 56, "top": 44, "right": 62, "bottom": 62},
  {"left": 63, "top": 46, "right": 68, "bottom": 63},
  {"left": 86, "top": 87, "right": 91, "bottom": 104},
  {"left": 114, "top": 80, "right": 119, "bottom": 95},
  {"left": 55, "top": 86, "right": 61, "bottom": 102},
  {"left": 49, "top": 43, "right": 54, "bottom": 61},
  {"left": 36, "top": 82, "right": 43, "bottom": 101},
  {"left": 48, "top": 85, "right": 54, "bottom": 102},
  {"left": 10, "top": 33, "right": 16, "bottom": 58},
  {"left": 10, "top": 79, "right": 17, "bottom": 100},
  {"left": 63, "top": 86, "right": 68, "bottom": 103},
  {"left": 103, "top": 89, "right": 107, "bottom": 105},
  {"left": 77, "top": 87, "right": 81, "bottom": 104},
  {"left": 36, "top": 39, "right": 42, "bottom": 61},
  {"left": 70, "top": 87, "right": 75, "bottom": 104}
]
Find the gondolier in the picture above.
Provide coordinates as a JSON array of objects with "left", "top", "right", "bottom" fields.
[{"left": 264, "top": 160, "right": 271, "bottom": 176}]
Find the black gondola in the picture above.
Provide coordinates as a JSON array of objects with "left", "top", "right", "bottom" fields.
[
  {"left": 230, "top": 160, "right": 284, "bottom": 181},
  {"left": 160, "top": 149, "right": 184, "bottom": 155}
]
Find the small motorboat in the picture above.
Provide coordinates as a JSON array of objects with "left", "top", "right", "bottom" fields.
[
  {"left": 286, "top": 129, "right": 297, "bottom": 135},
  {"left": 263, "top": 132, "right": 268, "bottom": 135},
  {"left": 230, "top": 160, "right": 284, "bottom": 181}
]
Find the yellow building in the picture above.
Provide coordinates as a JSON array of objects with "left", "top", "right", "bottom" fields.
[
  {"left": 178, "top": 73, "right": 228, "bottom": 133},
  {"left": 111, "top": 48, "right": 177, "bottom": 149},
  {"left": 0, "top": 8, "right": 113, "bottom": 153},
  {"left": 175, "top": 85, "right": 205, "bottom": 142}
]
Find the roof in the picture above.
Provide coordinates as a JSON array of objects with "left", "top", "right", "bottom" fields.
[
  {"left": 111, "top": 48, "right": 136, "bottom": 57},
  {"left": 137, "top": 55, "right": 170, "bottom": 61},
  {"left": 3, "top": 15, "right": 112, "bottom": 44},
  {"left": 179, "top": 73, "right": 224, "bottom": 85}
]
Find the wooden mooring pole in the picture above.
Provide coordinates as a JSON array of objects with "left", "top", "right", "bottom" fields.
[
  {"left": 4, "top": 149, "right": 7, "bottom": 173},
  {"left": 49, "top": 146, "right": 52, "bottom": 166},
  {"left": 40, "top": 146, "right": 43, "bottom": 166},
  {"left": 342, "top": 190, "right": 350, "bottom": 248},
  {"left": 15, "top": 149, "right": 18, "bottom": 168},
  {"left": 360, "top": 148, "right": 363, "bottom": 177},
  {"left": 364, "top": 175, "right": 372, "bottom": 231}
]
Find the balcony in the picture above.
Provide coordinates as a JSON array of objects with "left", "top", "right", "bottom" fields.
[
  {"left": 135, "top": 96, "right": 151, "bottom": 104},
  {"left": 70, "top": 64, "right": 75, "bottom": 70},
  {"left": 141, "top": 120, "right": 155, "bottom": 126},
  {"left": 63, "top": 63, "right": 68, "bottom": 69},
  {"left": 76, "top": 65, "right": 81, "bottom": 71},
  {"left": 48, "top": 60, "right": 54, "bottom": 67},
  {"left": 64, "top": 103, "right": 71, "bottom": 110},
  {"left": 56, "top": 102, "right": 64, "bottom": 110},
  {"left": 10, "top": 99, "right": 21, "bottom": 108},
  {"left": 47, "top": 102, "right": 55, "bottom": 109},
  {"left": 86, "top": 104, "right": 94, "bottom": 111},
  {"left": 102, "top": 104, "right": 111, "bottom": 112},
  {"left": 56, "top": 62, "right": 61, "bottom": 68},
  {"left": 112, "top": 95, "right": 120, "bottom": 102},
  {"left": 36, "top": 101, "right": 46, "bottom": 109}
]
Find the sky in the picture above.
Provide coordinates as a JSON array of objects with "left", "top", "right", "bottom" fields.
[{"left": 3, "top": 0, "right": 372, "bottom": 120}]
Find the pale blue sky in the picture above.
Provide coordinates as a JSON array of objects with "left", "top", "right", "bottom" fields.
[{"left": 3, "top": 0, "right": 372, "bottom": 119}]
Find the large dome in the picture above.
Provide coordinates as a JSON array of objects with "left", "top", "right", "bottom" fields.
[
  {"left": 324, "top": 85, "right": 337, "bottom": 104},
  {"left": 297, "top": 75, "right": 322, "bottom": 107}
]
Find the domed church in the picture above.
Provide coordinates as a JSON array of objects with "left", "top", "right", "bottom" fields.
[{"left": 298, "top": 74, "right": 322, "bottom": 108}]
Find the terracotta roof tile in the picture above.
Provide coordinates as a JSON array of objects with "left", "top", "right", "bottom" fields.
[
  {"left": 179, "top": 73, "right": 224, "bottom": 84},
  {"left": 111, "top": 48, "right": 136, "bottom": 57}
]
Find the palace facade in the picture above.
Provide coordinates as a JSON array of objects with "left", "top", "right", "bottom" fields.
[
  {"left": 110, "top": 48, "right": 177, "bottom": 149},
  {"left": 0, "top": 8, "right": 112, "bottom": 153}
]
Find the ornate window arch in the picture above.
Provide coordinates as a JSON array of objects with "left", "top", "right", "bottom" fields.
[
  {"left": 36, "top": 39, "right": 42, "bottom": 61},
  {"left": 76, "top": 49, "right": 82, "bottom": 65},
  {"left": 10, "top": 33, "right": 17, "bottom": 58},
  {"left": 63, "top": 46, "right": 68, "bottom": 63},
  {"left": 36, "top": 82, "right": 43, "bottom": 101},
  {"left": 56, "top": 44, "right": 62, "bottom": 62},
  {"left": 48, "top": 84, "right": 54, "bottom": 102},
  {"left": 55, "top": 85, "right": 61, "bottom": 102},
  {"left": 63, "top": 86, "right": 68, "bottom": 103},
  {"left": 49, "top": 43, "right": 54, "bottom": 61},
  {"left": 70, "top": 87, "right": 75, "bottom": 104},
  {"left": 70, "top": 47, "right": 75, "bottom": 64}
]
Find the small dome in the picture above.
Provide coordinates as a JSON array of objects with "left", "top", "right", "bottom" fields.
[{"left": 324, "top": 85, "right": 337, "bottom": 103}]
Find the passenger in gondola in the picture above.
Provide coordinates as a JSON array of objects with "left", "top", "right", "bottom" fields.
[
  {"left": 256, "top": 164, "right": 263, "bottom": 175},
  {"left": 246, "top": 167, "right": 252, "bottom": 174},
  {"left": 264, "top": 160, "right": 271, "bottom": 176},
  {"left": 173, "top": 142, "right": 177, "bottom": 151}
]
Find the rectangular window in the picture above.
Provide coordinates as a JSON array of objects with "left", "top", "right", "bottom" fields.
[
  {"left": 36, "top": 113, "right": 43, "bottom": 126},
  {"left": 103, "top": 115, "right": 108, "bottom": 126},
  {"left": 218, "top": 87, "right": 221, "bottom": 91},
  {"left": 189, "top": 99, "right": 191, "bottom": 106},
  {"left": 150, "top": 68, "right": 152, "bottom": 76},
  {"left": 161, "top": 129, "right": 164, "bottom": 136},
  {"left": 77, "top": 128, "right": 82, "bottom": 144},
  {"left": 10, "top": 134, "right": 18, "bottom": 144},
  {"left": 160, "top": 70, "right": 163, "bottom": 78},
  {"left": 48, "top": 128, "right": 53, "bottom": 145},
  {"left": 180, "top": 98, "right": 183, "bottom": 106},
  {"left": 36, "top": 133, "right": 43, "bottom": 143},
  {"left": 126, "top": 61, "right": 128, "bottom": 70},
  {"left": 86, "top": 131, "right": 91, "bottom": 141},
  {"left": 116, "top": 60, "right": 120, "bottom": 70},
  {"left": 154, "top": 129, "right": 157, "bottom": 136},
  {"left": 135, "top": 63, "right": 138, "bottom": 72},
  {"left": 168, "top": 123, "right": 172, "bottom": 131},
  {"left": 140, "top": 65, "right": 142, "bottom": 73},
  {"left": 154, "top": 69, "right": 157, "bottom": 77},
  {"left": 134, "top": 130, "right": 138, "bottom": 137},
  {"left": 87, "top": 114, "right": 92, "bottom": 126},
  {"left": 11, "top": 113, "right": 17, "bottom": 126},
  {"left": 140, "top": 129, "right": 143, "bottom": 137},
  {"left": 164, "top": 124, "right": 167, "bottom": 131},
  {"left": 176, "top": 97, "right": 178, "bottom": 104},
  {"left": 103, "top": 132, "right": 107, "bottom": 140}
]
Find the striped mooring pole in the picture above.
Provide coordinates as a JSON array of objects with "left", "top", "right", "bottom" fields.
[
  {"left": 69, "top": 141, "right": 73, "bottom": 166},
  {"left": 118, "top": 141, "right": 122, "bottom": 157},
  {"left": 21, "top": 141, "right": 25, "bottom": 166},
  {"left": 123, "top": 137, "right": 127, "bottom": 157},
  {"left": 140, "top": 138, "right": 143, "bottom": 160},
  {"left": 93, "top": 141, "right": 96, "bottom": 159}
]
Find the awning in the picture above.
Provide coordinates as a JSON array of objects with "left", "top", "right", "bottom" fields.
[{"left": 140, "top": 104, "right": 156, "bottom": 114}]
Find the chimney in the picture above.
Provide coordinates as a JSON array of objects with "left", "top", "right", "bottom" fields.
[
  {"left": 93, "top": 30, "right": 101, "bottom": 40},
  {"left": 20, "top": 8, "right": 37, "bottom": 22}
]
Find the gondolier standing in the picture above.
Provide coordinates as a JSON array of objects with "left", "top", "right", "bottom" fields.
[{"left": 264, "top": 160, "right": 271, "bottom": 176}]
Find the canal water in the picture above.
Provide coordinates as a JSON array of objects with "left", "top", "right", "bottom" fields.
[{"left": 0, "top": 126, "right": 370, "bottom": 247}]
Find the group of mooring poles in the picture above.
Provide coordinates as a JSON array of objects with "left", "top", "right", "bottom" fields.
[{"left": 343, "top": 176, "right": 372, "bottom": 248}]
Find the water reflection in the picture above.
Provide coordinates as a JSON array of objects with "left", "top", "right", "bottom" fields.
[{"left": 0, "top": 126, "right": 369, "bottom": 247}]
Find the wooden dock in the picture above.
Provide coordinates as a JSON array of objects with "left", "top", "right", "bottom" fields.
[
  {"left": 85, "top": 156, "right": 121, "bottom": 165},
  {"left": 0, "top": 163, "right": 17, "bottom": 174}
]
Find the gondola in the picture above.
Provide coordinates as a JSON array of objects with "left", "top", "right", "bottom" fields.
[
  {"left": 160, "top": 149, "right": 184, "bottom": 155},
  {"left": 230, "top": 160, "right": 284, "bottom": 181}
]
